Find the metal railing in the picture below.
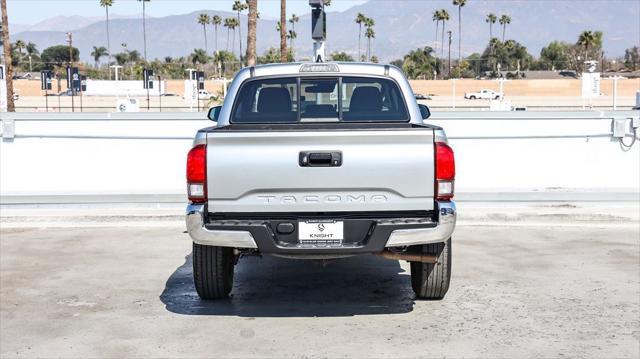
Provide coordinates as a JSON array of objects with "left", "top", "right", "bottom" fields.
[{"left": 1, "top": 110, "right": 638, "bottom": 143}]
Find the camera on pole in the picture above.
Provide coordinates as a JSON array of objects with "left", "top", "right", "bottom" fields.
[
  {"left": 41, "top": 70, "right": 53, "bottom": 91},
  {"left": 309, "top": 0, "right": 326, "bottom": 62},
  {"left": 143, "top": 69, "right": 154, "bottom": 89}
]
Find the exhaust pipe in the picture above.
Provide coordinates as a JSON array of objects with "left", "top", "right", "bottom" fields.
[{"left": 376, "top": 251, "right": 438, "bottom": 263}]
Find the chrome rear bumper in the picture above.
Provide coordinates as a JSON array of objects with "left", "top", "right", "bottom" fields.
[
  {"left": 185, "top": 201, "right": 456, "bottom": 249},
  {"left": 384, "top": 201, "right": 456, "bottom": 247},
  {"left": 186, "top": 204, "right": 258, "bottom": 248}
]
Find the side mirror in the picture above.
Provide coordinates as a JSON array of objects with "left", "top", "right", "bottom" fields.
[
  {"left": 418, "top": 104, "right": 431, "bottom": 120},
  {"left": 207, "top": 106, "right": 222, "bottom": 122}
]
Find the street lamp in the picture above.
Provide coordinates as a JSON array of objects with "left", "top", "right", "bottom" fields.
[{"left": 138, "top": 0, "right": 150, "bottom": 63}]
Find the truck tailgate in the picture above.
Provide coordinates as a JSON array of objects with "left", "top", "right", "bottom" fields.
[{"left": 206, "top": 128, "right": 435, "bottom": 213}]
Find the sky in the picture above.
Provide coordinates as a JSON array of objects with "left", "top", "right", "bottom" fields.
[{"left": 7, "top": 0, "right": 367, "bottom": 24}]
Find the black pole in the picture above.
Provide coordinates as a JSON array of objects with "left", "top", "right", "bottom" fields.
[
  {"left": 45, "top": 89, "right": 48, "bottom": 112},
  {"left": 158, "top": 75, "right": 162, "bottom": 112}
]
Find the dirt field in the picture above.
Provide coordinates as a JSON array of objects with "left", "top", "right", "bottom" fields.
[{"left": 13, "top": 78, "right": 640, "bottom": 98}]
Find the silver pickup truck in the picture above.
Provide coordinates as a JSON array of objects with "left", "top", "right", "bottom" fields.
[{"left": 186, "top": 62, "right": 456, "bottom": 300}]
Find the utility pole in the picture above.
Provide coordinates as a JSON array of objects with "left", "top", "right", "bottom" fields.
[
  {"left": 139, "top": 0, "right": 150, "bottom": 110},
  {"left": 1, "top": 0, "right": 15, "bottom": 112},
  {"left": 447, "top": 30, "right": 452, "bottom": 78},
  {"left": 67, "top": 32, "right": 75, "bottom": 112}
]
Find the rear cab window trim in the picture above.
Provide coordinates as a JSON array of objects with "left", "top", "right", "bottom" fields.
[{"left": 229, "top": 74, "right": 410, "bottom": 124}]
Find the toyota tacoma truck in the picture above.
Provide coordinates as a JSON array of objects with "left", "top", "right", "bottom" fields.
[{"left": 186, "top": 62, "right": 456, "bottom": 300}]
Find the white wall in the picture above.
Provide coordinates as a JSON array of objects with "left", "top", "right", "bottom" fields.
[
  {"left": 83, "top": 80, "right": 165, "bottom": 96},
  {"left": 1, "top": 114, "right": 638, "bottom": 200}
]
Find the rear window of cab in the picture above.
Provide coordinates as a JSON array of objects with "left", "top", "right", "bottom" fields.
[{"left": 230, "top": 76, "right": 409, "bottom": 123}]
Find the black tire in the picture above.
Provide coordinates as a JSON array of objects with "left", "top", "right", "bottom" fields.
[
  {"left": 469, "top": 95, "right": 476, "bottom": 100},
  {"left": 410, "top": 238, "right": 452, "bottom": 300},
  {"left": 192, "top": 243, "right": 235, "bottom": 300}
]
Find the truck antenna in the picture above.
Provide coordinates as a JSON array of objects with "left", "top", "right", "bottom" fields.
[{"left": 309, "top": 0, "right": 326, "bottom": 63}]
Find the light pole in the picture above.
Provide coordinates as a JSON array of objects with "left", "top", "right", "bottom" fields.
[
  {"left": 66, "top": 32, "right": 75, "bottom": 112},
  {"left": 138, "top": 0, "right": 150, "bottom": 62},
  {"left": 138, "top": 0, "right": 150, "bottom": 110},
  {"left": 447, "top": 30, "right": 452, "bottom": 78}
]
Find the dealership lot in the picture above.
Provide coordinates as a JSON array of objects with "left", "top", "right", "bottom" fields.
[{"left": 1, "top": 206, "right": 639, "bottom": 358}]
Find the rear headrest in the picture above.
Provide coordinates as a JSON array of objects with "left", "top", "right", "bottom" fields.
[
  {"left": 349, "top": 86, "right": 382, "bottom": 112},
  {"left": 257, "top": 87, "right": 292, "bottom": 113}
]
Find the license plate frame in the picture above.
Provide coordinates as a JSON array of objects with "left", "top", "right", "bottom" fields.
[{"left": 298, "top": 220, "right": 344, "bottom": 245}]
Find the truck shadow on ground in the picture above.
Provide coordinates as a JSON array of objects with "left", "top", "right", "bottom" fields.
[{"left": 160, "top": 253, "right": 416, "bottom": 317}]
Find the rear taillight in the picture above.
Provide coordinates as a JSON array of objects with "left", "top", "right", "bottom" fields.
[
  {"left": 435, "top": 142, "right": 455, "bottom": 201},
  {"left": 187, "top": 144, "right": 207, "bottom": 203}
]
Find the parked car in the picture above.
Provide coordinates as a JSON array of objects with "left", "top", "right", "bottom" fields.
[
  {"left": 197, "top": 90, "right": 217, "bottom": 100},
  {"left": 185, "top": 62, "right": 457, "bottom": 300},
  {"left": 464, "top": 89, "right": 503, "bottom": 100},
  {"left": 414, "top": 93, "right": 431, "bottom": 100}
]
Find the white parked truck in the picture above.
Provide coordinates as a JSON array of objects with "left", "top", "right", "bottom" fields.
[
  {"left": 464, "top": 89, "right": 503, "bottom": 100},
  {"left": 186, "top": 62, "right": 457, "bottom": 300}
]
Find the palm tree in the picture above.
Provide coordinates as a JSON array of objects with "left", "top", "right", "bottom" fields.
[
  {"left": 432, "top": 10, "right": 441, "bottom": 59},
  {"left": 25, "top": 42, "right": 38, "bottom": 72},
  {"left": 289, "top": 14, "right": 300, "bottom": 54},
  {"left": 2, "top": 0, "right": 15, "bottom": 112},
  {"left": 224, "top": 17, "right": 234, "bottom": 52},
  {"left": 288, "top": 30, "right": 297, "bottom": 52},
  {"left": 355, "top": 13, "right": 366, "bottom": 62},
  {"left": 280, "top": 0, "right": 287, "bottom": 63},
  {"left": 578, "top": 30, "right": 602, "bottom": 61},
  {"left": 486, "top": 13, "right": 497, "bottom": 40},
  {"left": 91, "top": 46, "right": 108, "bottom": 67},
  {"left": 246, "top": 0, "right": 257, "bottom": 66},
  {"left": 212, "top": 15, "right": 222, "bottom": 54},
  {"left": 232, "top": 0, "right": 247, "bottom": 64},
  {"left": 230, "top": 18, "right": 239, "bottom": 56},
  {"left": 15, "top": 39, "right": 25, "bottom": 56},
  {"left": 100, "top": 0, "right": 113, "bottom": 77},
  {"left": 439, "top": 9, "right": 450, "bottom": 60},
  {"left": 191, "top": 48, "right": 210, "bottom": 66},
  {"left": 499, "top": 14, "right": 511, "bottom": 41},
  {"left": 364, "top": 20, "right": 375, "bottom": 62},
  {"left": 453, "top": 0, "right": 466, "bottom": 63},
  {"left": 114, "top": 52, "right": 128, "bottom": 66},
  {"left": 197, "top": 13, "right": 210, "bottom": 52},
  {"left": 365, "top": 27, "right": 375, "bottom": 62}
]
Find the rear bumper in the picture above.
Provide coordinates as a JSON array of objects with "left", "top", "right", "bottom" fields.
[{"left": 185, "top": 201, "right": 456, "bottom": 254}]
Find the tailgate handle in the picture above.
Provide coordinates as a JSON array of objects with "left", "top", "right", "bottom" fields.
[{"left": 299, "top": 151, "right": 342, "bottom": 167}]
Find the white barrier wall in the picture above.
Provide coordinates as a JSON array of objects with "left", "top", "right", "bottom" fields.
[
  {"left": 83, "top": 80, "right": 165, "bottom": 96},
  {"left": 1, "top": 113, "right": 638, "bottom": 200}
]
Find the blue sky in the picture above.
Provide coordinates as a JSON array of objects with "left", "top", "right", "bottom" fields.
[{"left": 8, "top": 0, "right": 367, "bottom": 24}]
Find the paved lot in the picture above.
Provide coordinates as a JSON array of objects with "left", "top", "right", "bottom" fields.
[{"left": 1, "top": 220, "right": 639, "bottom": 358}]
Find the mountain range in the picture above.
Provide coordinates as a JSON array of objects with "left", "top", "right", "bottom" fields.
[{"left": 9, "top": 0, "right": 639, "bottom": 63}]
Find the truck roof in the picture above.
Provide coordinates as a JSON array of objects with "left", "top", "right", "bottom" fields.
[{"left": 242, "top": 62, "right": 398, "bottom": 78}]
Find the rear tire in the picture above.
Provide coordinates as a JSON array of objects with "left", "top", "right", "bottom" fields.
[
  {"left": 192, "top": 243, "right": 235, "bottom": 300},
  {"left": 410, "top": 238, "right": 452, "bottom": 300},
  {"left": 469, "top": 95, "right": 476, "bottom": 100}
]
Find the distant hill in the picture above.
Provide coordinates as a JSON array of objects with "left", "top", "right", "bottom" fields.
[{"left": 10, "top": 0, "right": 639, "bottom": 63}]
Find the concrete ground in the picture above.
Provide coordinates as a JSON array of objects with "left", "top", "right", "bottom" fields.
[{"left": 1, "top": 204, "right": 639, "bottom": 358}]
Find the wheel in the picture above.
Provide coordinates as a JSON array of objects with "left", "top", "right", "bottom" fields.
[
  {"left": 410, "top": 238, "right": 452, "bottom": 300},
  {"left": 469, "top": 95, "right": 476, "bottom": 100},
  {"left": 192, "top": 243, "right": 235, "bottom": 299}
]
